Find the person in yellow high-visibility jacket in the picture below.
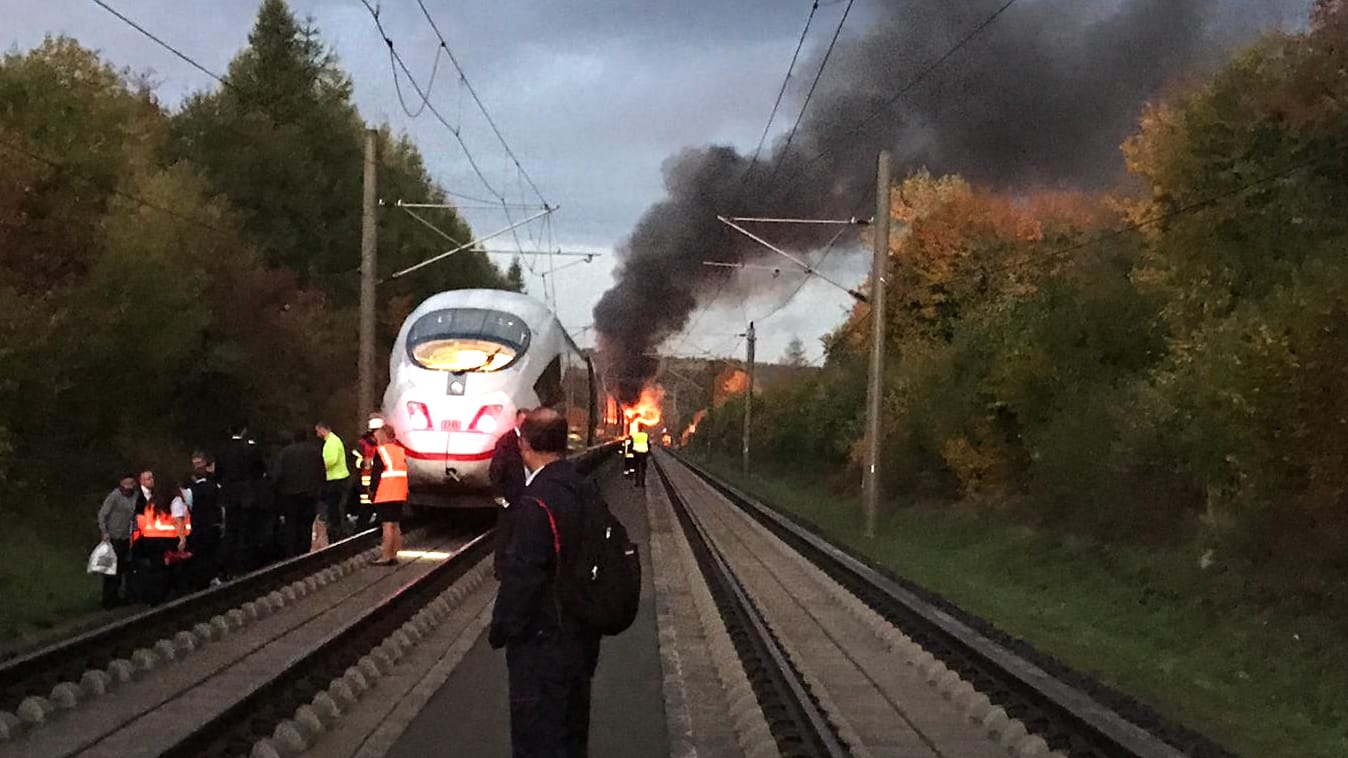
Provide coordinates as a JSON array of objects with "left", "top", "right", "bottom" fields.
[
  {"left": 631, "top": 428, "right": 650, "bottom": 489},
  {"left": 621, "top": 436, "right": 635, "bottom": 477},
  {"left": 315, "top": 421, "right": 351, "bottom": 540}
]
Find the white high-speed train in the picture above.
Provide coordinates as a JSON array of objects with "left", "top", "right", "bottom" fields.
[{"left": 381, "top": 289, "right": 617, "bottom": 507}]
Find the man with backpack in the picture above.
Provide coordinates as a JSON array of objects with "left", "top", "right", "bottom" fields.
[{"left": 489, "top": 408, "right": 640, "bottom": 757}]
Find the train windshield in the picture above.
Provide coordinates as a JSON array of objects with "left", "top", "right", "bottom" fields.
[{"left": 406, "top": 308, "right": 530, "bottom": 372}]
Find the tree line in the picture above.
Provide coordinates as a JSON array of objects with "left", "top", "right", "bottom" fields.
[
  {"left": 0, "top": 0, "right": 516, "bottom": 529},
  {"left": 699, "top": 3, "right": 1348, "bottom": 599}
]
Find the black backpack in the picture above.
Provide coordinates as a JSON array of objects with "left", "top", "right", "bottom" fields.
[{"left": 532, "top": 486, "right": 641, "bottom": 636}]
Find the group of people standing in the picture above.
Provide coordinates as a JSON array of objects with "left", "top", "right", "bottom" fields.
[{"left": 94, "top": 420, "right": 364, "bottom": 608}]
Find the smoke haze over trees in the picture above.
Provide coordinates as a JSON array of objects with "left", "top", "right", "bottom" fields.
[
  {"left": 697, "top": 1, "right": 1348, "bottom": 610},
  {"left": 595, "top": 0, "right": 1306, "bottom": 402}
]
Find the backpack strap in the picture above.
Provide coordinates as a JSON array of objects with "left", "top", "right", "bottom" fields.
[
  {"left": 525, "top": 496, "right": 568, "bottom": 632},
  {"left": 528, "top": 497, "right": 560, "bottom": 556}
]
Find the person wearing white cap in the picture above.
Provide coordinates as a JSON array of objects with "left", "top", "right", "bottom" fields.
[
  {"left": 368, "top": 419, "right": 408, "bottom": 565},
  {"left": 350, "top": 415, "right": 384, "bottom": 531}
]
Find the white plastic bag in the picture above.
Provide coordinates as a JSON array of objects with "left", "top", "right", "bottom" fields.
[{"left": 87, "top": 540, "right": 117, "bottom": 576}]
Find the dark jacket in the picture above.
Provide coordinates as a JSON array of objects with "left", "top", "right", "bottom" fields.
[
  {"left": 489, "top": 430, "right": 527, "bottom": 578},
  {"left": 488, "top": 430, "right": 526, "bottom": 504},
  {"left": 216, "top": 435, "right": 266, "bottom": 484},
  {"left": 272, "top": 441, "right": 326, "bottom": 498},
  {"left": 489, "top": 459, "right": 589, "bottom": 648},
  {"left": 187, "top": 474, "right": 222, "bottom": 531}
]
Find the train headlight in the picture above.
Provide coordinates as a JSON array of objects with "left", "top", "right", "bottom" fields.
[
  {"left": 470, "top": 404, "right": 504, "bottom": 434},
  {"left": 407, "top": 401, "right": 433, "bottom": 431}
]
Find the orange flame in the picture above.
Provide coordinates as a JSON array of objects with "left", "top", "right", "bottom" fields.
[
  {"left": 714, "top": 368, "right": 748, "bottom": 407},
  {"left": 680, "top": 408, "right": 708, "bottom": 446},
  {"left": 622, "top": 384, "right": 664, "bottom": 436}
]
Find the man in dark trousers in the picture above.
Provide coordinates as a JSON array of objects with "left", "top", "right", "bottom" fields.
[
  {"left": 488, "top": 408, "right": 529, "bottom": 578},
  {"left": 186, "top": 451, "right": 223, "bottom": 587},
  {"left": 216, "top": 422, "right": 267, "bottom": 576},
  {"left": 350, "top": 425, "right": 381, "bottom": 531},
  {"left": 97, "top": 474, "right": 139, "bottom": 607},
  {"left": 315, "top": 421, "right": 351, "bottom": 540},
  {"left": 271, "top": 429, "right": 326, "bottom": 558},
  {"left": 489, "top": 408, "right": 601, "bottom": 758}
]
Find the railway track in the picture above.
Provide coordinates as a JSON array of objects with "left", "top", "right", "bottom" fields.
[
  {"left": 655, "top": 448, "right": 1214, "bottom": 758},
  {"left": 0, "top": 527, "right": 492, "bottom": 758},
  {"left": 0, "top": 443, "right": 614, "bottom": 757},
  {"left": 0, "top": 525, "right": 386, "bottom": 721},
  {"left": 1, "top": 442, "right": 1207, "bottom": 758},
  {"left": 660, "top": 456, "right": 848, "bottom": 758}
]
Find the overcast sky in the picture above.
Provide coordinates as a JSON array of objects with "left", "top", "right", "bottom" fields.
[{"left": 2, "top": 0, "right": 1307, "bottom": 364}]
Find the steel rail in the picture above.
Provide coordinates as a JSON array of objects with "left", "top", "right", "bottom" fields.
[
  {"left": 665, "top": 449, "right": 1223, "bottom": 758},
  {"left": 654, "top": 454, "right": 848, "bottom": 758},
  {"left": 160, "top": 531, "right": 494, "bottom": 758},
  {"left": 0, "top": 527, "right": 382, "bottom": 712},
  {"left": 164, "top": 444, "right": 615, "bottom": 757},
  {"left": 2, "top": 443, "right": 614, "bottom": 710}
]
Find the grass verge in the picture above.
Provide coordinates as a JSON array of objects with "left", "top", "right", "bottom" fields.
[
  {"left": 693, "top": 456, "right": 1348, "bottom": 758},
  {"left": 0, "top": 524, "right": 105, "bottom": 658}
]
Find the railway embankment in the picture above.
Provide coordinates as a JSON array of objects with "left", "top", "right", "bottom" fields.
[{"left": 689, "top": 455, "right": 1348, "bottom": 758}]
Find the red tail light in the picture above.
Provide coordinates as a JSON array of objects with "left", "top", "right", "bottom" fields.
[
  {"left": 470, "top": 404, "right": 503, "bottom": 434},
  {"left": 407, "top": 401, "right": 432, "bottom": 431}
]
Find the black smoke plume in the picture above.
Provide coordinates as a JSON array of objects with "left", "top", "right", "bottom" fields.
[{"left": 594, "top": 0, "right": 1304, "bottom": 403}]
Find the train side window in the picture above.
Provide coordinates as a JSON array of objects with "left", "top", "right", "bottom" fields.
[{"left": 535, "top": 356, "right": 564, "bottom": 407}]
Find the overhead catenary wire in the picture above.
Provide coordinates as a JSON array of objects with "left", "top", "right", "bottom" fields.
[
  {"left": 88, "top": 0, "right": 230, "bottom": 88},
  {"left": 771, "top": 0, "right": 1021, "bottom": 202},
  {"left": 763, "top": 0, "right": 856, "bottom": 187},
  {"left": 676, "top": 3, "right": 828, "bottom": 356},
  {"left": 753, "top": 225, "right": 850, "bottom": 324},
  {"left": 723, "top": 1, "right": 1023, "bottom": 337},
  {"left": 412, "top": 0, "right": 550, "bottom": 207},
  {"left": 358, "top": 0, "right": 507, "bottom": 202},
  {"left": 741, "top": 0, "right": 822, "bottom": 185},
  {"left": 98, "top": 0, "right": 522, "bottom": 212},
  {"left": 837, "top": 0, "right": 1020, "bottom": 150},
  {"left": 388, "top": 0, "right": 558, "bottom": 298},
  {"left": 387, "top": 43, "right": 444, "bottom": 119},
  {"left": 674, "top": 1, "right": 852, "bottom": 360}
]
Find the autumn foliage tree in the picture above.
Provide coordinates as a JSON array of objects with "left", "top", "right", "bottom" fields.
[
  {"left": 0, "top": 0, "right": 509, "bottom": 557},
  {"left": 699, "top": 2, "right": 1348, "bottom": 592}
]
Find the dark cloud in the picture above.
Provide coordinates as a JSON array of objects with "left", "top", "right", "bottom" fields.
[
  {"left": 2, "top": 0, "right": 1306, "bottom": 375},
  {"left": 595, "top": 0, "right": 1307, "bottom": 402}
]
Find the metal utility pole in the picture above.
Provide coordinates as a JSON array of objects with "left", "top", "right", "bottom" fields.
[
  {"left": 742, "top": 322, "right": 756, "bottom": 476},
  {"left": 358, "top": 129, "right": 378, "bottom": 429},
  {"left": 862, "top": 151, "right": 892, "bottom": 538}
]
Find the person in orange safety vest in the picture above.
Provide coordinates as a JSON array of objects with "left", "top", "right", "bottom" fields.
[
  {"left": 368, "top": 418, "right": 407, "bottom": 565},
  {"left": 133, "top": 483, "right": 192, "bottom": 603}
]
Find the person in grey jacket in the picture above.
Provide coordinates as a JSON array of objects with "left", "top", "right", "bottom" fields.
[{"left": 97, "top": 474, "right": 139, "bottom": 608}]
